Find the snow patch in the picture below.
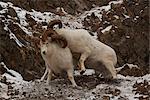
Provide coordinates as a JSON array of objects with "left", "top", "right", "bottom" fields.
[
  {"left": 15, "top": 23, "right": 32, "bottom": 35},
  {"left": 74, "top": 69, "right": 95, "bottom": 76},
  {"left": 0, "top": 62, "right": 29, "bottom": 99},
  {"left": 116, "top": 63, "right": 140, "bottom": 72},
  {"left": 9, "top": 29, "right": 24, "bottom": 47},
  {"left": 101, "top": 25, "right": 112, "bottom": 34},
  {"left": 91, "top": 74, "right": 150, "bottom": 100},
  {"left": 0, "top": 82, "right": 10, "bottom": 99},
  {"left": 113, "top": 15, "right": 119, "bottom": 19},
  {"left": 79, "top": 0, "right": 123, "bottom": 21},
  {"left": 0, "top": 1, "right": 8, "bottom": 8},
  {"left": 109, "top": 0, "right": 123, "bottom": 5},
  {"left": 0, "top": 62, "right": 23, "bottom": 82},
  {"left": 12, "top": 6, "right": 28, "bottom": 26},
  {"left": 123, "top": 14, "right": 130, "bottom": 18},
  {"left": 29, "top": 10, "right": 53, "bottom": 23},
  {"left": 56, "top": 7, "right": 68, "bottom": 15}
]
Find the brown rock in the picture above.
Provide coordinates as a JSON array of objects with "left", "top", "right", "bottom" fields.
[
  {"left": 102, "top": 95, "right": 110, "bottom": 100},
  {"left": 0, "top": 20, "right": 45, "bottom": 81},
  {"left": 118, "top": 64, "right": 145, "bottom": 77},
  {"left": 7, "top": 7, "right": 17, "bottom": 17}
]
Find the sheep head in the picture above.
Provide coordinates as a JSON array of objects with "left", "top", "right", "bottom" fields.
[
  {"left": 26, "top": 29, "right": 67, "bottom": 49},
  {"left": 26, "top": 19, "right": 66, "bottom": 51},
  {"left": 42, "top": 29, "right": 68, "bottom": 48},
  {"left": 43, "top": 19, "right": 67, "bottom": 48}
]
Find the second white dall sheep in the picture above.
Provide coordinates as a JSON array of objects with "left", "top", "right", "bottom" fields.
[
  {"left": 29, "top": 29, "right": 78, "bottom": 87},
  {"left": 47, "top": 20, "right": 117, "bottom": 79}
]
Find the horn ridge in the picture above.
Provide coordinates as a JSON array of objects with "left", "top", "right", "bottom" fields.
[
  {"left": 42, "top": 28, "right": 67, "bottom": 48},
  {"left": 48, "top": 20, "right": 62, "bottom": 29}
]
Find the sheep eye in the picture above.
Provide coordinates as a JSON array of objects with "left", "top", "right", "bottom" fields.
[{"left": 42, "top": 51, "right": 46, "bottom": 55}]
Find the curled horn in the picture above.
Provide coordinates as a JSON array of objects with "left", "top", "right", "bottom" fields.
[
  {"left": 42, "top": 29, "right": 68, "bottom": 48},
  {"left": 47, "top": 20, "right": 63, "bottom": 29}
]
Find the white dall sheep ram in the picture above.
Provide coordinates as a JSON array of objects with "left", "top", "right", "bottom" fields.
[
  {"left": 29, "top": 29, "right": 78, "bottom": 87},
  {"left": 47, "top": 20, "right": 117, "bottom": 79}
]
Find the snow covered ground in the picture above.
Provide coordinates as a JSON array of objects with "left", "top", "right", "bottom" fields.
[{"left": 0, "top": 62, "right": 149, "bottom": 100}]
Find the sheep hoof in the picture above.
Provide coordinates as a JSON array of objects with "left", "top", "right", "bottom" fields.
[
  {"left": 80, "top": 70, "right": 86, "bottom": 75},
  {"left": 112, "top": 75, "right": 117, "bottom": 79}
]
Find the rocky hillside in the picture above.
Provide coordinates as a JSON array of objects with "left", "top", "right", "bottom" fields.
[
  {"left": 0, "top": 0, "right": 149, "bottom": 99},
  {"left": 0, "top": 62, "right": 150, "bottom": 100},
  {"left": 0, "top": 0, "right": 149, "bottom": 80}
]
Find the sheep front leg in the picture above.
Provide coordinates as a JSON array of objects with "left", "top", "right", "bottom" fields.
[
  {"left": 103, "top": 61, "right": 117, "bottom": 79},
  {"left": 47, "top": 68, "right": 52, "bottom": 84},
  {"left": 67, "top": 69, "right": 77, "bottom": 87},
  {"left": 40, "top": 67, "right": 48, "bottom": 81},
  {"left": 41, "top": 63, "right": 49, "bottom": 81},
  {"left": 78, "top": 51, "right": 90, "bottom": 74}
]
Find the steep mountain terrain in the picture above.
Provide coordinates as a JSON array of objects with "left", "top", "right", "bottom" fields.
[{"left": 0, "top": 0, "right": 149, "bottom": 100}]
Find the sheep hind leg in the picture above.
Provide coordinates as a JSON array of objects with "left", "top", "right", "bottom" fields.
[
  {"left": 78, "top": 52, "right": 90, "bottom": 74},
  {"left": 102, "top": 61, "right": 117, "bottom": 79}
]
